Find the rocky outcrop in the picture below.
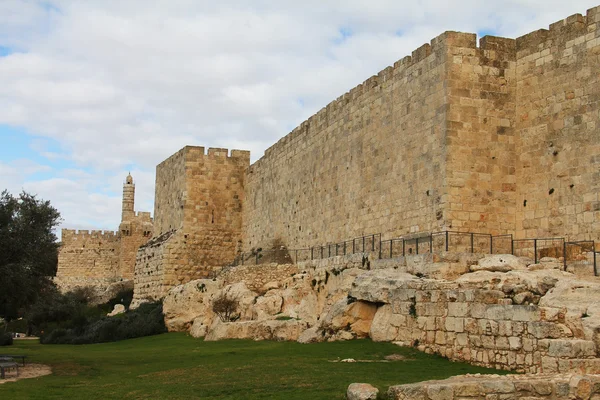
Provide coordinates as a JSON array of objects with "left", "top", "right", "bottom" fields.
[{"left": 162, "top": 252, "right": 600, "bottom": 375}]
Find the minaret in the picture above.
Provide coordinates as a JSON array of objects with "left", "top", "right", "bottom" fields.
[{"left": 122, "top": 173, "right": 135, "bottom": 222}]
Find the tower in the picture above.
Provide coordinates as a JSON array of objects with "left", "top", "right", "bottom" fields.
[{"left": 122, "top": 173, "right": 135, "bottom": 222}]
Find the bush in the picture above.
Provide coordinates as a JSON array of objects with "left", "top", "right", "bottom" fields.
[
  {"left": 212, "top": 293, "right": 240, "bottom": 322},
  {"left": 40, "top": 302, "right": 167, "bottom": 345},
  {"left": 0, "top": 332, "right": 13, "bottom": 346}
]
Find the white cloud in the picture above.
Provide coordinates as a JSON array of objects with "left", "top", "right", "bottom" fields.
[{"left": 0, "top": 0, "right": 598, "bottom": 231}]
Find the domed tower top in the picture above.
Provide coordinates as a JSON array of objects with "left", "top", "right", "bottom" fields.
[{"left": 122, "top": 173, "right": 135, "bottom": 221}]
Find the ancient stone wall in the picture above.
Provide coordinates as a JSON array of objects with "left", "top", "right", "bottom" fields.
[
  {"left": 350, "top": 273, "right": 600, "bottom": 374},
  {"left": 242, "top": 6, "right": 600, "bottom": 251},
  {"left": 445, "top": 35, "right": 518, "bottom": 234},
  {"left": 56, "top": 229, "right": 120, "bottom": 284},
  {"left": 56, "top": 174, "right": 153, "bottom": 291},
  {"left": 243, "top": 32, "right": 453, "bottom": 251},
  {"left": 515, "top": 8, "right": 600, "bottom": 241},
  {"left": 132, "top": 147, "right": 250, "bottom": 304}
]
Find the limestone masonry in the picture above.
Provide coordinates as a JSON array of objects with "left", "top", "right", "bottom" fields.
[{"left": 55, "top": 174, "right": 153, "bottom": 292}]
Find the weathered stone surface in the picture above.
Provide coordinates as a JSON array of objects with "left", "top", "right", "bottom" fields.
[
  {"left": 162, "top": 279, "right": 221, "bottom": 331},
  {"left": 387, "top": 373, "right": 600, "bottom": 400},
  {"left": 204, "top": 319, "right": 308, "bottom": 342},
  {"left": 347, "top": 383, "right": 379, "bottom": 400},
  {"left": 107, "top": 304, "right": 125, "bottom": 317},
  {"left": 298, "top": 327, "right": 324, "bottom": 344},
  {"left": 471, "top": 254, "right": 527, "bottom": 272}
]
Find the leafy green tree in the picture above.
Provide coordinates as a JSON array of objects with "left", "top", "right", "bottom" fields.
[{"left": 0, "top": 190, "right": 61, "bottom": 322}]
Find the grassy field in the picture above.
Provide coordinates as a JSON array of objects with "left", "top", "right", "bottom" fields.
[{"left": 1, "top": 333, "right": 508, "bottom": 399}]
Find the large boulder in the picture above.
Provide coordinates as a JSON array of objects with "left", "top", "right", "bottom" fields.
[
  {"left": 348, "top": 269, "right": 418, "bottom": 304},
  {"left": 218, "top": 282, "right": 259, "bottom": 321},
  {"left": 539, "top": 278, "right": 600, "bottom": 340},
  {"left": 347, "top": 383, "right": 379, "bottom": 400},
  {"left": 321, "top": 300, "right": 378, "bottom": 338},
  {"left": 298, "top": 327, "right": 324, "bottom": 344},
  {"left": 205, "top": 319, "right": 308, "bottom": 341},
  {"left": 471, "top": 254, "right": 527, "bottom": 272},
  {"left": 162, "top": 279, "right": 221, "bottom": 331},
  {"left": 107, "top": 304, "right": 126, "bottom": 317}
]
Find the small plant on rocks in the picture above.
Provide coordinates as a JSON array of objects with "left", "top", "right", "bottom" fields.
[{"left": 212, "top": 293, "right": 240, "bottom": 322}]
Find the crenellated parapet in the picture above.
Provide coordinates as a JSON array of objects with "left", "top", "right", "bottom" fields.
[
  {"left": 516, "top": 6, "right": 600, "bottom": 57},
  {"left": 61, "top": 228, "right": 120, "bottom": 245}
]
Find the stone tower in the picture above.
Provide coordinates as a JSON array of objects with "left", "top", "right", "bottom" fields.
[
  {"left": 118, "top": 173, "right": 153, "bottom": 279},
  {"left": 122, "top": 173, "right": 135, "bottom": 222}
]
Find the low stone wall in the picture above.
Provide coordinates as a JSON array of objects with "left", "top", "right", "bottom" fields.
[
  {"left": 387, "top": 373, "right": 600, "bottom": 400},
  {"left": 349, "top": 269, "right": 600, "bottom": 374}
]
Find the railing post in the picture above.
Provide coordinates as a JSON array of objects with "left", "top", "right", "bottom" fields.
[
  {"left": 344, "top": 241, "right": 347, "bottom": 256},
  {"left": 594, "top": 244, "right": 598, "bottom": 277},
  {"left": 429, "top": 234, "right": 433, "bottom": 253},
  {"left": 295, "top": 249, "right": 298, "bottom": 264},
  {"left": 390, "top": 240, "right": 393, "bottom": 259},
  {"left": 311, "top": 247, "right": 314, "bottom": 260},
  {"left": 352, "top": 239, "right": 355, "bottom": 254},
  {"left": 511, "top": 235, "right": 514, "bottom": 255},
  {"left": 533, "top": 239, "right": 538, "bottom": 263},
  {"left": 445, "top": 231, "right": 449, "bottom": 252},
  {"left": 563, "top": 241, "right": 567, "bottom": 272},
  {"left": 372, "top": 234, "right": 375, "bottom": 251},
  {"left": 470, "top": 233, "right": 474, "bottom": 253},
  {"left": 402, "top": 239, "right": 405, "bottom": 257},
  {"left": 489, "top": 234, "right": 493, "bottom": 254},
  {"left": 416, "top": 237, "right": 419, "bottom": 255}
]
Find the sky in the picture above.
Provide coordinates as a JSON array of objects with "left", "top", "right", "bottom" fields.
[{"left": 1, "top": 0, "right": 599, "bottom": 236}]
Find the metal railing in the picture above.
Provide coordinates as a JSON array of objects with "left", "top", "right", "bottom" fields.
[{"left": 230, "top": 231, "right": 599, "bottom": 276}]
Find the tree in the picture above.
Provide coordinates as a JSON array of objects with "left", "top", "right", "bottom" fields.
[{"left": 0, "top": 190, "right": 61, "bottom": 322}]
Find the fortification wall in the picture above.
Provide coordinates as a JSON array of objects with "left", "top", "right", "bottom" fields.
[
  {"left": 514, "top": 7, "right": 600, "bottom": 241},
  {"left": 133, "top": 147, "right": 250, "bottom": 303},
  {"left": 445, "top": 35, "right": 518, "bottom": 234},
  {"left": 56, "top": 229, "right": 120, "bottom": 281},
  {"left": 243, "top": 32, "right": 456, "bottom": 251},
  {"left": 351, "top": 276, "right": 600, "bottom": 374}
]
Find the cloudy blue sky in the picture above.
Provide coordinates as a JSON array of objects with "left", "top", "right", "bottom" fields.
[{"left": 1, "top": 0, "right": 598, "bottom": 235}]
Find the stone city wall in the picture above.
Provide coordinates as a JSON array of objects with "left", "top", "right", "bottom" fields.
[
  {"left": 133, "top": 147, "right": 249, "bottom": 304},
  {"left": 243, "top": 31, "right": 452, "bottom": 251},
  {"left": 350, "top": 272, "right": 600, "bottom": 374},
  {"left": 242, "top": 6, "right": 600, "bottom": 252},
  {"left": 56, "top": 229, "right": 120, "bottom": 283},
  {"left": 387, "top": 373, "right": 600, "bottom": 400},
  {"left": 515, "top": 8, "right": 600, "bottom": 241}
]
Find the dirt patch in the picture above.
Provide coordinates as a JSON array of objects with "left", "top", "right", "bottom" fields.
[{"left": 0, "top": 363, "right": 52, "bottom": 384}]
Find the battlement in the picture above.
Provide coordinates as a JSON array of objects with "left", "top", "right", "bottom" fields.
[
  {"left": 61, "top": 228, "right": 120, "bottom": 245},
  {"left": 516, "top": 6, "right": 600, "bottom": 55},
  {"left": 157, "top": 146, "right": 251, "bottom": 170}
]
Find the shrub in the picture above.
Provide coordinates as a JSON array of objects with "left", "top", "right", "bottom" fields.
[
  {"left": 41, "top": 302, "right": 167, "bottom": 345},
  {"left": 212, "top": 293, "right": 240, "bottom": 322},
  {"left": 0, "top": 332, "right": 13, "bottom": 346}
]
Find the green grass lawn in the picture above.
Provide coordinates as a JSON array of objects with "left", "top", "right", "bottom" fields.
[{"left": 1, "top": 333, "right": 508, "bottom": 399}]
